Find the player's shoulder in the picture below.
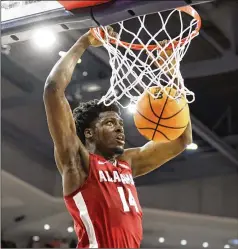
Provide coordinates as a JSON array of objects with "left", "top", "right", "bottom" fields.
[{"left": 117, "top": 149, "right": 137, "bottom": 168}]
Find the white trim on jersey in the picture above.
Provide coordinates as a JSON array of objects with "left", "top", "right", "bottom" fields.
[
  {"left": 118, "top": 163, "right": 129, "bottom": 169},
  {"left": 73, "top": 192, "right": 98, "bottom": 248}
]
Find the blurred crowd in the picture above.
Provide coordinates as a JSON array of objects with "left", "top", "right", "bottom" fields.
[{"left": 1, "top": 238, "right": 77, "bottom": 248}]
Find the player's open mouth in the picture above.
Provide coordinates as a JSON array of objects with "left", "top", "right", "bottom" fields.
[{"left": 116, "top": 134, "right": 125, "bottom": 144}]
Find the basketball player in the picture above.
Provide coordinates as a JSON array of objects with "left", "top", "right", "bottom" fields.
[{"left": 43, "top": 29, "right": 192, "bottom": 248}]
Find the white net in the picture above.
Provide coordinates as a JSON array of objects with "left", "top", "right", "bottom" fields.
[{"left": 92, "top": 6, "right": 201, "bottom": 108}]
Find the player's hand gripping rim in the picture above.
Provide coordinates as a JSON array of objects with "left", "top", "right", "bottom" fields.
[{"left": 88, "top": 26, "right": 118, "bottom": 47}]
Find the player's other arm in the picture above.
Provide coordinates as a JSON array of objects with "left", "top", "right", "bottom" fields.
[
  {"left": 124, "top": 117, "right": 192, "bottom": 177},
  {"left": 124, "top": 44, "right": 192, "bottom": 177},
  {"left": 43, "top": 33, "right": 96, "bottom": 196}
]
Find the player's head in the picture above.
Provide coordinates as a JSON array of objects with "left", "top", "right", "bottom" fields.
[{"left": 73, "top": 99, "right": 125, "bottom": 156}]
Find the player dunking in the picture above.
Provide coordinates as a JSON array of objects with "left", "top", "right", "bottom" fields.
[{"left": 43, "top": 29, "right": 192, "bottom": 248}]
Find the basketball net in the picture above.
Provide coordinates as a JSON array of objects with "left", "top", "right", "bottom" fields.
[{"left": 91, "top": 6, "right": 201, "bottom": 108}]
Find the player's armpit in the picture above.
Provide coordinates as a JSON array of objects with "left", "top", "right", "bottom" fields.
[
  {"left": 55, "top": 147, "right": 87, "bottom": 196},
  {"left": 124, "top": 120, "right": 192, "bottom": 177}
]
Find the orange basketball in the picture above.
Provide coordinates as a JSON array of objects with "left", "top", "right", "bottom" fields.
[{"left": 133, "top": 87, "right": 189, "bottom": 142}]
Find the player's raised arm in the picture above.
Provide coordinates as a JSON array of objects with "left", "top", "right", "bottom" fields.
[
  {"left": 43, "top": 31, "right": 102, "bottom": 174},
  {"left": 123, "top": 41, "right": 193, "bottom": 177}
]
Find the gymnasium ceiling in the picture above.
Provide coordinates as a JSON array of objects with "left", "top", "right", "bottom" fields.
[{"left": 1, "top": 0, "right": 238, "bottom": 200}]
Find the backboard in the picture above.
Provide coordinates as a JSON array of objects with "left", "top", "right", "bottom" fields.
[{"left": 1, "top": 0, "right": 212, "bottom": 45}]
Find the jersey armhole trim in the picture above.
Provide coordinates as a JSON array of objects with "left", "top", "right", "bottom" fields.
[{"left": 64, "top": 153, "right": 95, "bottom": 199}]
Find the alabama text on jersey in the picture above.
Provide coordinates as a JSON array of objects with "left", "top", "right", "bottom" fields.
[{"left": 64, "top": 153, "right": 143, "bottom": 248}]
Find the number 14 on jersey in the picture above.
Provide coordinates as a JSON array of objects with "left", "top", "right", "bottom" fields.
[{"left": 117, "top": 187, "right": 139, "bottom": 212}]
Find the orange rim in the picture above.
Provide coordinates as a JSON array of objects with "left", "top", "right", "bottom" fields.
[{"left": 91, "top": 5, "right": 201, "bottom": 51}]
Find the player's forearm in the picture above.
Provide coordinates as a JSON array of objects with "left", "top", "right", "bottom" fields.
[{"left": 45, "top": 35, "right": 90, "bottom": 91}]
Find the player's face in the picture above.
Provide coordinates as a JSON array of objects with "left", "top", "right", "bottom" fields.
[{"left": 94, "top": 111, "right": 125, "bottom": 155}]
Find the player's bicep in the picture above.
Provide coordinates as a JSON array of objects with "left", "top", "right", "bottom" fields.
[
  {"left": 125, "top": 140, "right": 186, "bottom": 177},
  {"left": 43, "top": 83, "right": 78, "bottom": 154}
]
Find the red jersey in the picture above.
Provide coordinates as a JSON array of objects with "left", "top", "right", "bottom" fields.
[{"left": 64, "top": 153, "right": 143, "bottom": 248}]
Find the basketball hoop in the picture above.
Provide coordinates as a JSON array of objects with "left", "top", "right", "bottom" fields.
[{"left": 91, "top": 5, "right": 201, "bottom": 108}]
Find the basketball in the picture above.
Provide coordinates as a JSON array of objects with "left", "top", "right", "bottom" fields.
[{"left": 133, "top": 87, "right": 189, "bottom": 142}]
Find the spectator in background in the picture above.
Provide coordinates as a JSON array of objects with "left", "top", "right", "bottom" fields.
[
  {"left": 69, "top": 239, "right": 77, "bottom": 248},
  {"left": 60, "top": 238, "right": 69, "bottom": 248},
  {"left": 1, "top": 239, "right": 17, "bottom": 248}
]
